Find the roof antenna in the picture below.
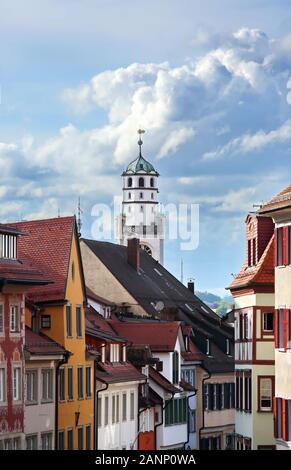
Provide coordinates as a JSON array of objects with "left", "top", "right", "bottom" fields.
[
  {"left": 77, "top": 196, "right": 83, "bottom": 238},
  {"left": 180, "top": 258, "right": 184, "bottom": 285},
  {"left": 58, "top": 208, "right": 61, "bottom": 218},
  {"left": 137, "top": 128, "right": 145, "bottom": 157}
]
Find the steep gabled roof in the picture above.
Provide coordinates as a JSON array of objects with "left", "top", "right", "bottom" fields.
[
  {"left": 149, "top": 367, "right": 180, "bottom": 394},
  {"left": 95, "top": 362, "right": 145, "bottom": 384},
  {"left": 8, "top": 217, "right": 76, "bottom": 303},
  {"left": 259, "top": 185, "right": 291, "bottom": 214},
  {"left": 111, "top": 320, "right": 180, "bottom": 352},
  {"left": 228, "top": 235, "right": 274, "bottom": 291},
  {"left": 82, "top": 239, "right": 234, "bottom": 374}
]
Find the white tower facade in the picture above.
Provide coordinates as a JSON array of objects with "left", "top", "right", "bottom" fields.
[{"left": 116, "top": 130, "right": 165, "bottom": 264}]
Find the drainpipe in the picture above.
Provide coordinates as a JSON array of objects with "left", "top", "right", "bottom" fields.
[
  {"left": 55, "top": 351, "right": 71, "bottom": 450},
  {"left": 154, "top": 391, "right": 175, "bottom": 450},
  {"left": 93, "top": 359, "right": 97, "bottom": 450},
  {"left": 183, "top": 389, "right": 198, "bottom": 450},
  {"left": 95, "top": 381, "right": 109, "bottom": 450},
  {"left": 198, "top": 365, "right": 212, "bottom": 450}
]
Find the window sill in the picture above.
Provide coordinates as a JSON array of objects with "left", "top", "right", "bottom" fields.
[
  {"left": 41, "top": 399, "right": 54, "bottom": 404},
  {"left": 25, "top": 401, "right": 38, "bottom": 406},
  {"left": 257, "top": 409, "right": 272, "bottom": 413},
  {"left": 86, "top": 395, "right": 92, "bottom": 400}
]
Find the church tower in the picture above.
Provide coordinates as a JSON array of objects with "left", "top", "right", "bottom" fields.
[{"left": 116, "top": 130, "right": 165, "bottom": 264}]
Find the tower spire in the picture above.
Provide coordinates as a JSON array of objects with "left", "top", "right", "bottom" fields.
[{"left": 137, "top": 128, "right": 145, "bottom": 157}]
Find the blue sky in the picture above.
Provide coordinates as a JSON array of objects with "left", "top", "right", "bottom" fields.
[{"left": 1, "top": 0, "right": 291, "bottom": 296}]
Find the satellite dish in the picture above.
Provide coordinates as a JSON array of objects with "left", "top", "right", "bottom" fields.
[{"left": 154, "top": 301, "right": 165, "bottom": 312}]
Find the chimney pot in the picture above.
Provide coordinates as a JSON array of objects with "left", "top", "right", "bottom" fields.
[{"left": 188, "top": 280, "right": 195, "bottom": 294}]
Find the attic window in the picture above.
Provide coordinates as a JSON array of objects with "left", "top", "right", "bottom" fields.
[
  {"left": 206, "top": 339, "right": 211, "bottom": 356},
  {"left": 72, "top": 261, "right": 75, "bottom": 281},
  {"left": 185, "top": 303, "right": 193, "bottom": 312},
  {"left": 0, "top": 234, "right": 17, "bottom": 259},
  {"left": 154, "top": 268, "right": 163, "bottom": 276}
]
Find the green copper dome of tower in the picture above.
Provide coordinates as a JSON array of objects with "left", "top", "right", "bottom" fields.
[{"left": 122, "top": 129, "right": 159, "bottom": 176}]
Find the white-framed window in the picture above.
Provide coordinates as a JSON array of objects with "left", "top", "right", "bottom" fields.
[
  {"left": 13, "top": 366, "right": 21, "bottom": 401},
  {"left": 206, "top": 339, "right": 210, "bottom": 355},
  {"left": 0, "top": 234, "right": 17, "bottom": 259},
  {"left": 226, "top": 339, "right": 230, "bottom": 355},
  {"left": 263, "top": 312, "right": 274, "bottom": 332},
  {"left": 258, "top": 377, "right": 272, "bottom": 411},
  {"left": 104, "top": 396, "right": 109, "bottom": 426},
  {"left": 110, "top": 344, "right": 120, "bottom": 362},
  {"left": 204, "top": 384, "right": 209, "bottom": 410},
  {"left": 10, "top": 305, "right": 20, "bottom": 333},
  {"left": 26, "top": 369, "right": 38, "bottom": 403},
  {"left": 0, "top": 367, "right": 6, "bottom": 403},
  {"left": 41, "top": 432, "right": 53, "bottom": 450},
  {"left": 42, "top": 369, "right": 53, "bottom": 401},
  {"left": 101, "top": 345, "right": 105, "bottom": 363},
  {"left": 213, "top": 384, "right": 218, "bottom": 410},
  {"left": 122, "top": 345, "right": 126, "bottom": 362},
  {"left": 26, "top": 434, "right": 38, "bottom": 450},
  {"left": 0, "top": 303, "right": 4, "bottom": 335},
  {"left": 130, "top": 391, "right": 135, "bottom": 420},
  {"left": 122, "top": 392, "right": 127, "bottom": 422}
]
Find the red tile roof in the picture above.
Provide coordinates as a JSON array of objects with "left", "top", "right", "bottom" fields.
[
  {"left": 9, "top": 217, "right": 75, "bottom": 302},
  {"left": 259, "top": 185, "right": 291, "bottom": 214},
  {"left": 25, "top": 327, "right": 66, "bottom": 356},
  {"left": 149, "top": 367, "right": 180, "bottom": 394},
  {"left": 228, "top": 235, "right": 274, "bottom": 291},
  {"left": 111, "top": 320, "right": 181, "bottom": 352},
  {"left": 0, "top": 259, "right": 51, "bottom": 286},
  {"left": 95, "top": 362, "right": 146, "bottom": 384}
]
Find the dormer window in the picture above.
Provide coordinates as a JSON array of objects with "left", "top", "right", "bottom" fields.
[
  {"left": 226, "top": 339, "right": 230, "bottom": 355},
  {"left": 0, "top": 234, "right": 17, "bottom": 259},
  {"left": 206, "top": 339, "right": 211, "bottom": 356},
  {"left": 110, "top": 344, "right": 120, "bottom": 362},
  {"left": 185, "top": 336, "right": 189, "bottom": 351},
  {"left": 248, "top": 237, "right": 257, "bottom": 266}
]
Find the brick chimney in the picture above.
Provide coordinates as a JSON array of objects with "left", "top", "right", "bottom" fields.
[
  {"left": 127, "top": 238, "right": 140, "bottom": 271},
  {"left": 187, "top": 280, "right": 195, "bottom": 294}
]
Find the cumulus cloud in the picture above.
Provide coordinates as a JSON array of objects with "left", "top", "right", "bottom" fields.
[{"left": 203, "top": 119, "right": 291, "bottom": 160}]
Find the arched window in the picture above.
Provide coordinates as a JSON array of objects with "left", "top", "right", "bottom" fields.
[
  {"left": 128, "top": 177, "right": 132, "bottom": 187},
  {"left": 150, "top": 177, "right": 154, "bottom": 187},
  {"left": 172, "top": 351, "right": 179, "bottom": 385},
  {"left": 139, "top": 177, "right": 144, "bottom": 188}
]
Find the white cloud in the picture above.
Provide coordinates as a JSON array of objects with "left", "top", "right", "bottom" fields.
[
  {"left": 157, "top": 127, "right": 195, "bottom": 159},
  {"left": 203, "top": 118, "right": 291, "bottom": 160}
]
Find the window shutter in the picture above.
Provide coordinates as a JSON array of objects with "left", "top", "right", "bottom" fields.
[
  {"left": 282, "top": 399, "right": 287, "bottom": 441},
  {"left": 217, "top": 384, "right": 222, "bottom": 410},
  {"left": 273, "top": 396, "right": 277, "bottom": 438},
  {"left": 208, "top": 384, "right": 214, "bottom": 410},
  {"left": 283, "top": 309, "right": 289, "bottom": 349},
  {"left": 274, "top": 228, "right": 278, "bottom": 267},
  {"left": 274, "top": 309, "right": 279, "bottom": 349},
  {"left": 283, "top": 226, "right": 289, "bottom": 265},
  {"left": 225, "top": 383, "right": 230, "bottom": 409}
]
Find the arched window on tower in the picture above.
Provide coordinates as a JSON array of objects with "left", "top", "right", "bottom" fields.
[
  {"left": 128, "top": 177, "right": 132, "bottom": 187},
  {"left": 139, "top": 177, "right": 144, "bottom": 188},
  {"left": 150, "top": 177, "right": 154, "bottom": 187}
]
